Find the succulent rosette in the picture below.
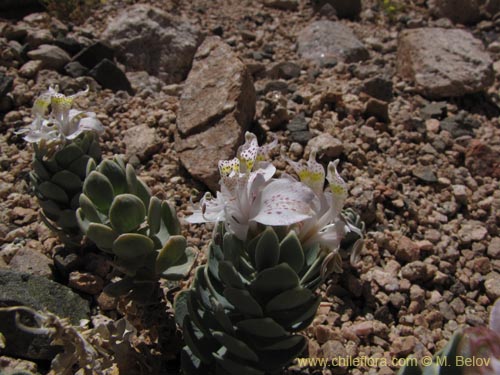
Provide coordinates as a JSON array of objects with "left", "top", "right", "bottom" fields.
[
  {"left": 176, "top": 132, "right": 364, "bottom": 374},
  {"left": 18, "top": 86, "right": 104, "bottom": 246}
]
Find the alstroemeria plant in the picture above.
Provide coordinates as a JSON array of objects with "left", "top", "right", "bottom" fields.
[
  {"left": 17, "top": 86, "right": 104, "bottom": 144},
  {"left": 186, "top": 132, "right": 316, "bottom": 240}
]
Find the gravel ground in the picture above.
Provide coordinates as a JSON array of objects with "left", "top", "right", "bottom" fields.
[{"left": 0, "top": 0, "right": 499, "bottom": 374}]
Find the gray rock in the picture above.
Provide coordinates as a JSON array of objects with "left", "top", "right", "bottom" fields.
[
  {"left": 1, "top": 24, "right": 27, "bottom": 41},
  {"left": 26, "top": 44, "right": 71, "bottom": 71},
  {"left": 126, "top": 71, "right": 164, "bottom": 93},
  {"left": 420, "top": 101, "right": 447, "bottom": 120},
  {"left": 0, "top": 269, "right": 90, "bottom": 360},
  {"left": 287, "top": 113, "right": 308, "bottom": 132},
  {"left": 268, "top": 62, "right": 301, "bottom": 80},
  {"left": 397, "top": 28, "right": 494, "bottom": 98},
  {"left": 312, "top": 0, "right": 362, "bottom": 19},
  {"left": 8, "top": 248, "right": 53, "bottom": 278},
  {"left": 297, "top": 21, "right": 369, "bottom": 65},
  {"left": 412, "top": 166, "right": 437, "bottom": 183},
  {"left": 64, "top": 61, "right": 88, "bottom": 78},
  {"left": 25, "top": 29, "right": 54, "bottom": 48},
  {"left": 123, "top": 124, "right": 161, "bottom": 162},
  {"left": 89, "top": 58, "right": 133, "bottom": 94},
  {"left": 361, "top": 76, "right": 393, "bottom": 102},
  {"left": 53, "top": 36, "right": 83, "bottom": 55},
  {"left": 18, "top": 60, "right": 43, "bottom": 79},
  {"left": 0, "top": 73, "right": 13, "bottom": 97},
  {"left": 428, "top": 0, "right": 481, "bottom": 24},
  {"left": 102, "top": 4, "right": 202, "bottom": 84},
  {"left": 175, "top": 37, "right": 256, "bottom": 191},
  {"left": 488, "top": 237, "right": 500, "bottom": 259},
  {"left": 306, "top": 133, "right": 343, "bottom": 159},
  {"left": 364, "top": 97, "right": 389, "bottom": 122},
  {"left": 72, "top": 41, "right": 114, "bottom": 69},
  {"left": 485, "top": 273, "right": 500, "bottom": 300}
]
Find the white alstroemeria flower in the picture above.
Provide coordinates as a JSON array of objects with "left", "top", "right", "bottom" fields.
[
  {"left": 186, "top": 132, "right": 316, "bottom": 240},
  {"left": 17, "top": 86, "right": 104, "bottom": 143},
  {"left": 286, "top": 151, "right": 351, "bottom": 253}
]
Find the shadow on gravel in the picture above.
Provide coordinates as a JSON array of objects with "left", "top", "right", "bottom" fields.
[{"left": 449, "top": 92, "right": 500, "bottom": 119}]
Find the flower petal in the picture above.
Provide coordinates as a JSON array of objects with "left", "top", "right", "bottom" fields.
[
  {"left": 185, "top": 192, "right": 225, "bottom": 224},
  {"left": 286, "top": 150, "right": 325, "bottom": 195},
  {"left": 326, "top": 159, "right": 347, "bottom": 213},
  {"left": 237, "top": 132, "right": 258, "bottom": 173},
  {"left": 78, "top": 115, "right": 104, "bottom": 134},
  {"left": 251, "top": 178, "right": 315, "bottom": 226}
]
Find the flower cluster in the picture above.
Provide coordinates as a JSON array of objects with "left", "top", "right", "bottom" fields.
[
  {"left": 186, "top": 132, "right": 316, "bottom": 240},
  {"left": 187, "top": 132, "right": 360, "bottom": 258},
  {"left": 17, "top": 86, "right": 104, "bottom": 144}
]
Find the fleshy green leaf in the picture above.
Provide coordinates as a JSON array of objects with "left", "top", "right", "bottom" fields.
[
  {"left": 83, "top": 171, "right": 114, "bottom": 213},
  {"left": 161, "top": 201, "right": 180, "bottom": 235},
  {"left": 236, "top": 318, "right": 287, "bottom": 338},
  {"left": 212, "top": 331, "right": 259, "bottom": 362},
  {"left": 265, "top": 288, "right": 314, "bottom": 313},
  {"left": 279, "top": 231, "right": 304, "bottom": 273},
  {"left": 56, "top": 209, "right": 78, "bottom": 229},
  {"left": 39, "top": 199, "right": 62, "bottom": 221},
  {"left": 32, "top": 159, "right": 50, "bottom": 180},
  {"left": 250, "top": 263, "right": 299, "bottom": 300},
  {"left": 87, "top": 223, "right": 118, "bottom": 251},
  {"left": 38, "top": 181, "right": 69, "bottom": 204},
  {"left": 218, "top": 261, "right": 245, "bottom": 289},
  {"left": 109, "top": 194, "right": 146, "bottom": 233},
  {"left": 55, "top": 143, "right": 83, "bottom": 168},
  {"left": 255, "top": 227, "right": 280, "bottom": 272},
  {"left": 52, "top": 170, "right": 82, "bottom": 192},
  {"left": 161, "top": 247, "right": 197, "bottom": 280},
  {"left": 68, "top": 155, "right": 91, "bottom": 180},
  {"left": 98, "top": 159, "right": 127, "bottom": 195},
  {"left": 155, "top": 235, "right": 187, "bottom": 274},
  {"left": 113, "top": 233, "right": 155, "bottom": 260},
  {"left": 78, "top": 194, "right": 102, "bottom": 224},
  {"left": 224, "top": 288, "right": 263, "bottom": 317},
  {"left": 103, "top": 277, "right": 133, "bottom": 297},
  {"left": 148, "top": 197, "right": 162, "bottom": 234},
  {"left": 126, "top": 164, "right": 138, "bottom": 194}
]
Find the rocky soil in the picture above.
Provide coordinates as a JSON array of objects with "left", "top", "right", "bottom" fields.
[{"left": 1, "top": 0, "right": 500, "bottom": 374}]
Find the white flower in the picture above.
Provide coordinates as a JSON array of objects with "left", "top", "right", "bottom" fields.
[
  {"left": 286, "top": 152, "right": 347, "bottom": 250},
  {"left": 186, "top": 132, "right": 316, "bottom": 240},
  {"left": 17, "top": 86, "right": 104, "bottom": 143},
  {"left": 286, "top": 151, "right": 365, "bottom": 276}
]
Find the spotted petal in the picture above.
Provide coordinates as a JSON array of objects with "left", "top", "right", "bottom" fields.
[
  {"left": 251, "top": 178, "right": 315, "bottom": 226},
  {"left": 286, "top": 150, "right": 325, "bottom": 195},
  {"left": 237, "top": 132, "right": 259, "bottom": 173}
]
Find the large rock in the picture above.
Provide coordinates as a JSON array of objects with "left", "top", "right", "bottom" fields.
[
  {"left": 312, "top": 0, "right": 362, "bottom": 18},
  {"left": 297, "top": 21, "right": 369, "bottom": 65},
  {"left": 123, "top": 124, "right": 161, "bottom": 162},
  {"left": 428, "top": 0, "right": 481, "bottom": 24},
  {"left": 0, "top": 269, "right": 90, "bottom": 360},
  {"left": 89, "top": 58, "right": 134, "bottom": 94},
  {"left": 102, "top": 4, "right": 202, "bottom": 84},
  {"left": 397, "top": 28, "right": 494, "bottom": 98},
  {"left": 175, "top": 37, "right": 256, "bottom": 191},
  {"left": 26, "top": 44, "right": 71, "bottom": 71}
]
